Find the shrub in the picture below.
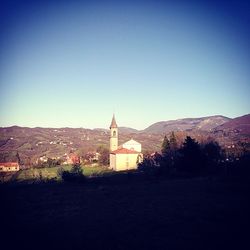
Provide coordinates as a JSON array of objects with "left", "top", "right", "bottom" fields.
[{"left": 59, "top": 164, "right": 86, "bottom": 183}]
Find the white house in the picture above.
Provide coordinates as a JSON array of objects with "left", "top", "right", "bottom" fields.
[{"left": 0, "top": 162, "right": 20, "bottom": 172}]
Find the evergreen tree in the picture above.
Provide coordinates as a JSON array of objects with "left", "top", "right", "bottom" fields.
[
  {"left": 161, "top": 136, "right": 170, "bottom": 155},
  {"left": 169, "top": 132, "right": 178, "bottom": 151},
  {"left": 179, "top": 136, "right": 204, "bottom": 174},
  {"left": 203, "top": 141, "right": 221, "bottom": 168}
]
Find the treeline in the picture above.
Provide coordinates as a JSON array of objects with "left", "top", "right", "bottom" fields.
[{"left": 139, "top": 132, "right": 250, "bottom": 176}]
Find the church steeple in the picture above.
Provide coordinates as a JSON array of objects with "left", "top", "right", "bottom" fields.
[
  {"left": 110, "top": 114, "right": 118, "bottom": 151},
  {"left": 110, "top": 114, "right": 118, "bottom": 129}
]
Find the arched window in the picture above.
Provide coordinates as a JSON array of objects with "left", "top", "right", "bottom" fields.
[{"left": 113, "top": 131, "right": 116, "bottom": 136}]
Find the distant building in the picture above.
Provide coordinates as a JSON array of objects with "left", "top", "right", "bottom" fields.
[
  {"left": 66, "top": 153, "right": 80, "bottom": 165},
  {"left": 83, "top": 152, "right": 100, "bottom": 163},
  {"left": 0, "top": 162, "right": 20, "bottom": 172},
  {"left": 39, "top": 155, "right": 48, "bottom": 162},
  {"left": 109, "top": 115, "right": 143, "bottom": 171}
]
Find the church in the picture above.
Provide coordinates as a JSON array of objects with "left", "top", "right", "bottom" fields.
[{"left": 109, "top": 115, "right": 143, "bottom": 171}]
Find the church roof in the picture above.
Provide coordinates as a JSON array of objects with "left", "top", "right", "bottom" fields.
[
  {"left": 110, "top": 147, "right": 139, "bottom": 154},
  {"left": 110, "top": 114, "right": 118, "bottom": 128}
]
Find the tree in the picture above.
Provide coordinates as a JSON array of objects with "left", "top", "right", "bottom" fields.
[
  {"left": 203, "top": 141, "right": 221, "bottom": 166},
  {"left": 178, "top": 136, "right": 204, "bottom": 174},
  {"left": 161, "top": 136, "right": 170, "bottom": 155},
  {"left": 161, "top": 132, "right": 179, "bottom": 170},
  {"left": 46, "top": 158, "right": 60, "bottom": 168},
  {"left": 59, "top": 164, "right": 85, "bottom": 182},
  {"left": 202, "top": 141, "right": 222, "bottom": 174},
  {"left": 138, "top": 153, "right": 162, "bottom": 175},
  {"left": 97, "top": 145, "right": 110, "bottom": 166},
  {"left": 169, "top": 132, "right": 178, "bottom": 151},
  {"left": 71, "top": 163, "right": 83, "bottom": 175}
]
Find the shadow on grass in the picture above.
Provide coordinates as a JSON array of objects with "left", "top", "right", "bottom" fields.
[{"left": 1, "top": 170, "right": 249, "bottom": 250}]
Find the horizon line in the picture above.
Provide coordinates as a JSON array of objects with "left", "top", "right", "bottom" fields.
[{"left": 1, "top": 113, "right": 248, "bottom": 131}]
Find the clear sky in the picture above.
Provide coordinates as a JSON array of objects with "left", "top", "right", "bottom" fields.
[{"left": 0, "top": 0, "right": 249, "bottom": 129}]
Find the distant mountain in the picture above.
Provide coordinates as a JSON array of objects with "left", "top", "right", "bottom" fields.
[
  {"left": 213, "top": 114, "right": 250, "bottom": 135},
  {"left": 119, "top": 127, "right": 139, "bottom": 134},
  {"left": 210, "top": 114, "right": 250, "bottom": 148},
  {"left": 93, "top": 128, "right": 109, "bottom": 132},
  {"left": 143, "top": 116, "right": 230, "bottom": 134},
  {"left": 94, "top": 127, "right": 139, "bottom": 134}
]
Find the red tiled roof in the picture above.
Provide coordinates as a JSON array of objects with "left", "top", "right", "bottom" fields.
[
  {"left": 0, "top": 162, "right": 19, "bottom": 166},
  {"left": 111, "top": 148, "right": 139, "bottom": 154}
]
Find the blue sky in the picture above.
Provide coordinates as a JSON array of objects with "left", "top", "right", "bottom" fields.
[{"left": 0, "top": 0, "right": 249, "bottom": 129}]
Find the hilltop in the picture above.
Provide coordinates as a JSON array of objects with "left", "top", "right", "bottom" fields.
[
  {"left": 212, "top": 114, "right": 250, "bottom": 147},
  {"left": 213, "top": 114, "right": 250, "bottom": 135},
  {"left": 143, "top": 115, "right": 230, "bottom": 134}
]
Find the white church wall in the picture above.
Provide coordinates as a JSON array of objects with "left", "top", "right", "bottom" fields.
[
  {"left": 114, "top": 153, "right": 139, "bottom": 171},
  {"left": 109, "top": 154, "right": 116, "bottom": 170},
  {"left": 122, "top": 139, "right": 141, "bottom": 152}
]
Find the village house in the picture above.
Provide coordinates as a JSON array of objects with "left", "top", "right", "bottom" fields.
[
  {"left": 0, "top": 162, "right": 20, "bottom": 172},
  {"left": 65, "top": 153, "right": 80, "bottom": 165},
  {"left": 109, "top": 115, "right": 143, "bottom": 171}
]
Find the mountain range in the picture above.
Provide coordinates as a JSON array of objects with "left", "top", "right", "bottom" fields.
[
  {"left": 0, "top": 114, "right": 249, "bottom": 164},
  {"left": 141, "top": 115, "right": 230, "bottom": 134},
  {"left": 99, "top": 115, "right": 231, "bottom": 134}
]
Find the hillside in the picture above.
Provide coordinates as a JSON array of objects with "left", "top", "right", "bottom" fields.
[
  {"left": 143, "top": 116, "right": 230, "bottom": 134},
  {"left": 213, "top": 114, "right": 250, "bottom": 134},
  {"left": 212, "top": 114, "right": 250, "bottom": 146},
  {"left": 119, "top": 127, "right": 139, "bottom": 134},
  {"left": 1, "top": 114, "right": 249, "bottom": 165},
  {"left": 0, "top": 126, "right": 162, "bottom": 164}
]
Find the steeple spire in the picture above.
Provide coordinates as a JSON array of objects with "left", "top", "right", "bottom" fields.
[{"left": 110, "top": 114, "right": 118, "bottom": 129}]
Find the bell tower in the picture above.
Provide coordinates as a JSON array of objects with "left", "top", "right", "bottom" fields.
[{"left": 110, "top": 114, "right": 118, "bottom": 151}]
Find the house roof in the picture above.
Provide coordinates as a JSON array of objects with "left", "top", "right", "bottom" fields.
[
  {"left": 109, "top": 114, "right": 118, "bottom": 128},
  {"left": 0, "top": 162, "right": 19, "bottom": 166},
  {"left": 110, "top": 147, "right": 139, "bottom": 154}
]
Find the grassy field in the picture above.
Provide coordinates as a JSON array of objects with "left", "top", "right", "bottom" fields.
[
  {"left": 14, "top": 165, "right": 113, "bottom": 181},
  {"left": 1, "top": 174, "right": 249, "bottom": 250}
]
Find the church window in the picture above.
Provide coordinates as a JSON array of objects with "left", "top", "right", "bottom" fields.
[{"left": 113, "top": 131, "right": 116, "bottom": 136}]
